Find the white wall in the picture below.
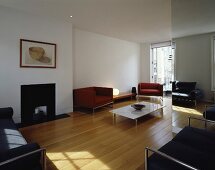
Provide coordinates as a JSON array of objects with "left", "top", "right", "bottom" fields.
[
  {"left": 174, "top": 33, "right": 214, "bottom": 101},
  {"left": 0, "top": 6, "right": 73, "bottom": 122},
  {"left": 73, "top": 28, "right": 140, "bottom": 93},
  {"left": 140, "top": 43, "right": 151, "bottom": 82}
]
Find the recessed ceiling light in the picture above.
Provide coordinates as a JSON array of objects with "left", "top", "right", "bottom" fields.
[{"left": 70, "top": 16, "right": 73, "bottom": 18}]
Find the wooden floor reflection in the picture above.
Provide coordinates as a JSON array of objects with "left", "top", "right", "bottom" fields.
[{"left": 20, "top": 96, "right": 211, "bottom": 170}]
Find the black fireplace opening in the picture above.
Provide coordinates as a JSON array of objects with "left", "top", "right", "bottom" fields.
[{"left": 21, "top": 83, "right": 56, "bottom": 125}]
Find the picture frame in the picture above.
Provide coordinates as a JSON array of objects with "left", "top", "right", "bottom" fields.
[{"left": 20, "top": 39, "right": 56, "bottom": 68}]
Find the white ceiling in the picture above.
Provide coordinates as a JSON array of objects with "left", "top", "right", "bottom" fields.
[
  {"left": 172, "top": 0, "right": 215, "bottom": 38},
  {"left": 0, "top": 0, "right": 171, "bottom": 43}
]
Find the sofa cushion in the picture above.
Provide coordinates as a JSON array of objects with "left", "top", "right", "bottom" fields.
[
  {"left": 173, "top": 126, "right": 215, "bottom": 154},
  {"left": 140, "top": 83, "right": 159, "bottom": 89},
  {"left": 0, "top": 119, "right": 27, "bottom": 153},
  {"left": 140, "top": 89, "right": 161, "bottom": 95},
  {"left": 148, "top": 140, "right": 215, "bottom": 170},
  {"left": 0, "top": 133, "right": 27, "bottom": 152}
]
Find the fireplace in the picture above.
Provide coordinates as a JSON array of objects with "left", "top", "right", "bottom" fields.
[{"left": 21, "top": 83, "right": 55, "bottom": 125}]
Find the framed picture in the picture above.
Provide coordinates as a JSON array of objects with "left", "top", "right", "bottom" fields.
[{"left": 20, "top": 39, "right": 56, "bottom": 68}]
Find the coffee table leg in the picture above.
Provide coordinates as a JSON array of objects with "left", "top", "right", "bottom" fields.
[
  {"left": 113, "top": 113, "right": 116, "bottom": 125},
  {"left": 135, "top": 119, "right": 137, "bottom": 127}
]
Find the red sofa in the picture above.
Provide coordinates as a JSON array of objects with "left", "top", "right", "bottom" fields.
[
  {"left": 73, "top": 87, "right": 113, "bottom": 112},
  {"left": 138, "top": 83, "right": 163, "bottom": 97}
]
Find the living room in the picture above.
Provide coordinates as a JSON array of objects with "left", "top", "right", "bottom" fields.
[{"left": 1, "top": 0, "right": 215, "bottom": 170}]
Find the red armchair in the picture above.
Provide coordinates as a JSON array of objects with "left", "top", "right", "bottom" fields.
[
  {"left": 138, "top": 83, "right": 163, "bottom": 97},
  {"left": 73, "top": 87, "right": 113, "bottom": 112}
]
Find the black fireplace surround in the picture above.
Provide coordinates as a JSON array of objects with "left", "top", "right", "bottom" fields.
[{"left": 21, "top": 83, "right": 56, "bottom": 125}]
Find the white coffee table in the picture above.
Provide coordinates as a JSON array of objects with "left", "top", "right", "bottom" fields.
[{"left": 110, "top": 102, "right": 164, "bottom": 126}]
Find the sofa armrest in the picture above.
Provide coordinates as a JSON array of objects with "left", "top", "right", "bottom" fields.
[
  {"left": 95, "top": 87, "right": 113, "bottom": 97},
  {"left": 189, "top": 89, "right": 201, "bottom": 98},
  {"left": 145, "top": 147, "right": 199, "bottom": 170},
  {"left": 0, "top": 107, "right": 13, "bottom": 119},
  {"left": 73, "top": 89, "right": 96, "bottom": 108},
  {"left": 0, "top": 143, "right": 45, "bottom": 170},
  {"left": 172, "top": 81, "right": 177, "bottom": 92},
  {"left": 158, "top": 84, "right": 163, "bottom": 95},
  {"left": 138, "top": 83, "right": 142, "bottom": 94}
]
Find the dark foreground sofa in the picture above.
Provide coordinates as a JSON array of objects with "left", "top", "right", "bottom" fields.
[
  {"left": 0, "top": 107, "right": 46, "bottom": 170},
  {"left": 145, "top": 117, "right": 215, "bottom": 170}
]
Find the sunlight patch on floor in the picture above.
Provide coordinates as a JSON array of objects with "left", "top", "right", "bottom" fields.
[
  {"left": 173, "top": 105, "right": 202, "bottom": 116},
  {"left": 47, "top": 151, "right": 110, "bottom": 170}
]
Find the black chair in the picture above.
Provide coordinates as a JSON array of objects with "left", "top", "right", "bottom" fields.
[
  {"left": 203, "top": 105, "right": 215, "bottom": 125},
  {"left": 172, "top": 81, "right": 201, "bottom": 106}
]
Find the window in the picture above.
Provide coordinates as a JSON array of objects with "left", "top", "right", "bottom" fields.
[{"left": 151, "top": 41, "right": 175, "bottom": 91}]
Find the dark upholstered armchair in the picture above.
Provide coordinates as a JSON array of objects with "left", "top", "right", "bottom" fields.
[
  {"left": 73, "top": 87, "right": 113, "bottom": 112},
  {"left": 172, "top": 81, "right": 201, "bottom": 106}
]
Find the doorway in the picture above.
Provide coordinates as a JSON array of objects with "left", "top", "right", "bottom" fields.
[{"left": 151, "top": 42, "right": 175, "bottom": 92}]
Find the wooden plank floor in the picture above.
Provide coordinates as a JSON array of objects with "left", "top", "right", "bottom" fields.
[{"left": 19, "top": 97, "right": 208, "bottom": 170}]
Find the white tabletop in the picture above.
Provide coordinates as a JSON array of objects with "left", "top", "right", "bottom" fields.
[{"left": 110, "top": 102, "right": 164, "bottom": 119}]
